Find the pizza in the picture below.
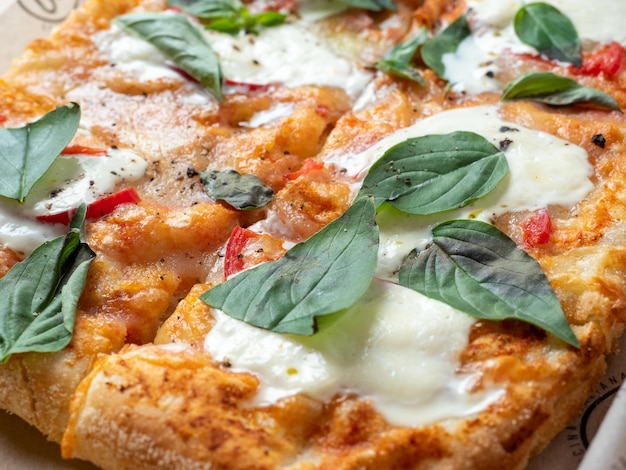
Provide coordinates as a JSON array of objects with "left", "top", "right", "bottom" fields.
[{"left": 1, "top": 0, "right": 626, "bottom": 468}]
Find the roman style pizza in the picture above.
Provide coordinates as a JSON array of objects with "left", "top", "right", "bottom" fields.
[{"left": 1, "top": 0, "right": 626, "bottom": 468}]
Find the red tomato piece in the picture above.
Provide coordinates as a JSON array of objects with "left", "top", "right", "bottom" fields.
[
  {"left": 36, "top": 187, "right": 141, "bottom": 225},
  {"left": 61, "top": 145, "right": 108, "bottom": 156},
  {"left": 0, "top": 114, "right": 6, "bottom": 125},
  {"left": 521, "top": 209, "right": 552, "bottom": 248},
  {"left": 284, "top": 159, "right": 324, "bottom": 181},
  {"left": 224, "top": 225, "right": 260, "bottom": 278},
  {"left": 571, "top": 42, "right": 625, "bottom": 77},
  {"left": 224, "top": 78, "right": 272, "bottom": 93}
]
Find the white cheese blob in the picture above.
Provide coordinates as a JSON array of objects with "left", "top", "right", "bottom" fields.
[
  {"left": 444, "top": 0, "right": 626, "bottom": 94},
  {"left": 93, "top": 19, "right": 372, "bottom": 98},
  {"left": 0, "top": 147, "right": 147, "bottom": 254},
  {"left": 325, "top": 105, "right": 592, "bottom": 279},
  {"left": 239, "top": 102, "right": 296, "bottom": 128},
  {"left": 205, "top": 279, "right": 501, "bottom": 427}
]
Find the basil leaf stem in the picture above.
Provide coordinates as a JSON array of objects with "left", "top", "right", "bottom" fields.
[
  {"left": 116, "top": 13, "right": 224, "bottom": 101},
  {"left": 421, "top": 15, "right": 471, "bottom": 79},
  {"left": 358, "top": 131, "right": 509, "bottom": 214},
  {"left": 398, "top": 219, "right": 579, "bottom": 347},
  {"left": 374, "top": 29, "right": 428, "bottom": 85},
  {"left": 200, "top": 169, "right": 274, "bottom": 210},
  {"left": 514, "top": 2, "right": 581, "bottom": 66},
  {"left": 0, "top": 205, "right": 96, "bottom": 362},
  {"left": 0, "top": 103, "right": 80, "bottom": 202},
  {"left": 502, "top": 72, "right": 622, "bottom": 112},
  {"left": 200, "top": 196, "right": 379, "bottom": 335}
]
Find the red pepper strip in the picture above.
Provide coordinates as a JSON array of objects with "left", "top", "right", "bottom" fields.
[
  {"left": 36, "top": 187, "right": 141, "bottom": 225},
  {"left": 571, "top": 42, "right": 625, "bottom": 77},
  {"left": 61, "top": 145, "right": 108, "bottom": 156},
  {"left": 284, "top": 159, "right": 324, "bottom": 181},
  {"left": 521, "top": 208, "right": 552, "bottom": 248},
  {"left": 224, "top": 78, "right": 272, "bottom": 93},
  {"left": 224, "top": 225, "right": 260, "bottom": 278}
]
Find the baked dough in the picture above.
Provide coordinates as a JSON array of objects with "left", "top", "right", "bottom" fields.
[{"left": 1, "top": 0, "right": 625, "bottom": 469}]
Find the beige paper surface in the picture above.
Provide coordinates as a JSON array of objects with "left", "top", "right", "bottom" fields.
[
  {"left": 0, "top": 1, "right": 625, "bottom": 469},
  {"left": 0, "top": 0, "right": 84, "bottom": 74}
]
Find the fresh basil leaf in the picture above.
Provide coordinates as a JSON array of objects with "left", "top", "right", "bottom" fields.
[
  {"left": 116, "top": 13, "right": 224, "bottom": 101},
  {"left": 200, "top": 169, "right": 274, "bottom": 209},
  {"left": 168, "top": 0, "right": 240, "bottom": 19},
  {"left": 0, "top": 103, "right": 80, "bottom": 202},
  {"left": 200, "top": 196, "right": 379, "bottom": 335},
  {"left": 0, "top": 207, "right": 96, "bottom": 362},
  {"left": 168, "top": 0, "right": 286, "bottom": 34},
  {"left": 339, "top": 0, "right": 396, "bottom": 11},
  {"left": 514, "top": 2, "right": 581, "bottom": 66},
  {"left": 421, "top": 15, "right": 470, "bottom": 79},
  {"left": 374, "top": 30, "right": 428, "bottom": 85},
  {"left": 501, "top": 72, "right": 621, "bottom": 112},
  {"left": 398, "top": 219, "right": 579, "bottom": 347},
  {"left": 358, "top": 131, "right": 509, "bottom": 214}
]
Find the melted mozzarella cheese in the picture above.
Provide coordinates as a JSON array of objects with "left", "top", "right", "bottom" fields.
[
  {"left": 94, "top": 20, "right": 372, "bottom": 98},
  {"left": 205, "top": 279, "right": 501, "bottom": 427},
  {"left": 444, "top": 0, "right": 626, "bottom": 94},
  {"left": 0, "top": 147, "right": 147, "bottom": 254}
]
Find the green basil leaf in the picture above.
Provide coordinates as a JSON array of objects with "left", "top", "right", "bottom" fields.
[
  {"left": 116, "top": 13, "right": 224, "bottom": 101},
  {"left": 374, "top": 30, "right": 427, "bottom": 85},
  {"left": 421, "top": 14, "right": 470, "bottom": 79},
  {"left": 339, "top": 0, "right": 396, "bottom": 11},
  {"left": 254, "top": 11, "right": 286, "bottom": 27},
  {"left": 168, "top": 0, "right": 286, "bottom": 34},
  {"left": 502, "top": 72, "right": 621, "bottom": 112},
  {"left": 200, "top": 169, "right": 274, "bottom": 210},
  {"left": 200, "top": 196, "right": 379, "bottom": 335},
  {"left": 398, "top": 219, "right": 579, "bottom": 347},
  {"left": 0, "top": 207, "right": 96, "bottom": 362},
  {"left": 168, "top": 0, "right": 240, "bottom": 19},
  {"left": 358, "top": 131, "right": 509, "bottom": 214},
  {"left": 514, "top": 2, "right": 581, "bottom": 66},
  {"left": 0, "top": 103, "right": 80, "bottom": 202}
]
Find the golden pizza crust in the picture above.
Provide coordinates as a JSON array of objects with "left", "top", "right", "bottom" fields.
[{"left": 1, "top": 0, "right": 626, "bottom": 468}]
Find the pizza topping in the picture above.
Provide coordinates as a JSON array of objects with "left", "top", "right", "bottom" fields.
[
  {"left": 0, "top": 104, "right": 80, "bottom": 202},
  {"left": 398, "top": 218, "right": 577, "bottom": 347},
  {"left": 201, "top": 196, "right": 379, "bottom": 334},
  {"left": 168, "top": 0, "right": 287, "bottom": 35},
  {"left": 223, "top": 225, "right": 286, "bottom": 278},
  {"left": 0, "top": 207, "right": 95, "bottom": 363},
  {"left": 358, "top": 131, "right": 508, "bottom": 214},
  {"left": 513, "top": 2, "right": 581, "bottom": 66},
  {"left": 592, "top": 133, "right": 607, "bottom": 148},
  {"left": 421, "top": 14, "right": 471, "bottom": 80},
  {"left": 501, "top": 72, "right": 622, "bottom": 111},
  {"left": 115, "top": 12, "right": 224, "bottom": 101},
  {"left": 36, "top": 188, "right": 142, "bottom": 226},
  {"left": 373, "top": 28, "right": 427, "bottom": 85},
  {"left": 571, "top": 41, "right": 625, "bottom": 78},
  {"left": 200, "top": 169, "right": 274, "bottom": 210},
  {"left": 521, "top": 208, "right": 552, "bottom": 248},
  {"left": 61, "top": 145, "right": 108, "bottom": 156}
]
